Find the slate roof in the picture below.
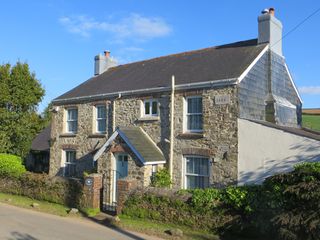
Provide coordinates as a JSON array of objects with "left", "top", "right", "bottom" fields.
[
  {"left": 54, "top": 39, "right": 267, "bottom": 102},
  {"left": 247, "top": 119, "right": 320, "bottom": 141},
  {"left": 118, "top": 127, "right": 166, "bottom": 164},
  {"left": 31, "top": 125, "right": 51, "bottom": 151}
]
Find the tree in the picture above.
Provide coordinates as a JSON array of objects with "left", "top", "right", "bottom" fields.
[{"left": 0, "top": 62, "right": 45, "bottom": 157}]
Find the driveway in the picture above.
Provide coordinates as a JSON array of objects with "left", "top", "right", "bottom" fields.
[{"left": 0, "top": 203, "right": 161, "bottom": 240}]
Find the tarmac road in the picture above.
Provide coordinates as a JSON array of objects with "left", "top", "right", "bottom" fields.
[{"left": 0, "top": 203, "right": 160, "bottom": 240}]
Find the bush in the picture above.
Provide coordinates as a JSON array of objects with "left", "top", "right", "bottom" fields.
[
  {"left": 0, "top": 153, "right": 26, "bottom": 178},
  {"left": 190, "top": 188, "right": 221, "bottom": 212},
  {"left": 294, "top": 162, "right": 320, "bottom": 174},
  {"left": 151, "top": 168, "right": 171, "bottom": 188}
]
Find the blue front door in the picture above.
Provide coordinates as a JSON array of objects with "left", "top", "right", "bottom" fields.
[{"left": 112, "top": 154, "right": 128, "bottom": 203}]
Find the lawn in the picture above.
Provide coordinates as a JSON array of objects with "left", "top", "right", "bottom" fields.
[{"left": 302, "top": 114, "right": 320, "bottom": 131}]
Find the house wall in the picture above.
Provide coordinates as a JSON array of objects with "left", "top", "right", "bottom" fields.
[
  {"left": 172, "top": 87, "right": 239, "bottom": 188},
  {"left": 238, "top": 118, "right": 320, "bottom": 185},
  {"left": 50, "top": 85, "right": 239, "bottom": 188},
  {"left": 239, "top": 50, "right": 301, "bottom": 127},
  {"left": 49, "top": 101, "right": 109, "bottom": 177}
]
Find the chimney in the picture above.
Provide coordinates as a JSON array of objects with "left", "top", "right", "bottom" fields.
[
  {"left": 258, "top": 7, "right": 283, "bottom": 56},
  {"left": 94, "top": 50, "right": 117, "bottom": 76}
]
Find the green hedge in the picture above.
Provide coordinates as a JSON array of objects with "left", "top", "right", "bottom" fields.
[
  {"left": 122, "top": 162, "right": 320, "bottom": 239},
  {"left": 0, "top": 154, "right": 26, "bottom": 178},
  {"left": 0, "top": 172, "right": 84, "bottom": 208}
]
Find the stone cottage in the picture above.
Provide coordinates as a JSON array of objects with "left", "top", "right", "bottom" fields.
[{"left": 42, "top": 8, "right": 320, "bottom": 206}]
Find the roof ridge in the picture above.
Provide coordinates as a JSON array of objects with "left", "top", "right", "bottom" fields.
[{"left": 107, "top": 38, "right": 260, "bottom": 72}]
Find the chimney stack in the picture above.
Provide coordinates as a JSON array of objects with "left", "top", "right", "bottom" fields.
[
  {"left": 258, "top": 7, "right": 283, "bottom": 56},
  {"left": 94, "top": 50, "right": 117, "bottom": 76}
]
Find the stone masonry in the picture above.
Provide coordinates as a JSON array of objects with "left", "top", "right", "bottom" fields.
[{"left": 50, "top": 85, "right": 239, "bottom": 189}]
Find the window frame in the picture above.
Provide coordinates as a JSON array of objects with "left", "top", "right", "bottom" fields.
[
  {"left": 95, "top": 105, "right": 107, "bottom": 133},
  {"left": 66, "top": 108, "right": 78, "bottom": 134},
  {"left": 142, "top": 99, "right": 159, "bottom": 117},
  {"left": 183, "top": 155, "right": 210, "bottom": 189},
  {"left": 63, "top": 150, "right": 77, "bottom": 177},
  {"left": 184, "top": 96, "right": 203, "bottom": 133}
]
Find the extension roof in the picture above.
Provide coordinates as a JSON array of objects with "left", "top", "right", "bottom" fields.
[
  {"left": 246, "top": 119, "right": 320, "bottom": 141},
  {"left": 54, "top": 39, "right": 267, "bottom": 103},
  {"left": 31, "top": 125, "right": 51, "bottom": 151}
]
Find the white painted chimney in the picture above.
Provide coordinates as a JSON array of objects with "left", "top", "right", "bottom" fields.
[
  {"left": 258, "top": 8, "right": 283, "bottom": 56},
  {"left": 94, "top": 50, "right": 117, "bottom": 75}
]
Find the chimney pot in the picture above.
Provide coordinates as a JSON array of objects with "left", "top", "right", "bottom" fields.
[
  {"left": 269, "top": 7, "right": 275, "bottom": 16},
  {"left": 104, "top": 50, "right": 110, "bottom": 57}
]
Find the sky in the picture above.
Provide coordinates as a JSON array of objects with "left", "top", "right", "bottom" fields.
[{"left": 1, "top": 0, "right": 320, "bottom": 112}]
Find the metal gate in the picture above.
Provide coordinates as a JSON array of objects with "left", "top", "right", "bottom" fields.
[{"left": 101, "top": 170, "right": 122, "bottom": 213}]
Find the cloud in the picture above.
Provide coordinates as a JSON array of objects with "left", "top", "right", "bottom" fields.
[
  {"left": 299, "top": 86, "right": 320, "bottom": 95},
  {"left": 59, "top": 14, "right": 172, "bottom": 41}
]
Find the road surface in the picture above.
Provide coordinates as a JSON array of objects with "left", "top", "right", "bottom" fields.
[{"left": 0, "top": 203, "right": 160, "bottom": 240}]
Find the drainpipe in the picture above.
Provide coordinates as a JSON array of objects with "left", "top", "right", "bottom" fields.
[{"left": 169, "top": 75, "right": 175, "bottom": 186}]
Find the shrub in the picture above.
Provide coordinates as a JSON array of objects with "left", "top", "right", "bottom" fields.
[
  {"left": 151, "top": 168, "right": 172, "bottom": 188},
  {"left": 223, "top": 186, "right": 253, "bottom": 213},
  {"left": 0, "top": 153, "right": 26, "bottom": 178},
  {"left": 190, "top": 188, "right": 221, "bottom": 212},
  {"left": 294, "top": 162, "right": 320, "bottom": 174}
]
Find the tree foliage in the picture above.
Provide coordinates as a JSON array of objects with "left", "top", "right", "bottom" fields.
[
  {"left": 0, "top": 62, "right": 45, "bottom": 157},
  {"left": 0, "top": 153, "right": 26, "bottom": 178}
]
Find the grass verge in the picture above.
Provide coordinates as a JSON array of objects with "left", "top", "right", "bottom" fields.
[
  {"left": 115, "top": 214, "right": 219, "bottom": 240},
  {"left": 0, "top": 192, "right": 72, "bottom": 217}
]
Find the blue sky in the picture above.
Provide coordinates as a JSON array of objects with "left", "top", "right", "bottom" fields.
[{"left": 1, "top": 0, "right": 320, "bottom": 112}]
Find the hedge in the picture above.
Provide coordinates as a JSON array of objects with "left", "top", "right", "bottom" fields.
[
  {"left": 122, "top": 162, "right": 320, "bottom": 240},
  {"left": 0, "top": 172, "right": 84, "bottom": 208}
]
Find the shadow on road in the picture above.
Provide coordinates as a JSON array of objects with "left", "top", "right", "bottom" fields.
[{"left": 8, "top": 231, "right": 38, "bottom": 240}]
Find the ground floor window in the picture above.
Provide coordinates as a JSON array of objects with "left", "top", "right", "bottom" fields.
[
  {"left": 64, "top": 150, "right": 76, "bottom": 177},
  {"left": 185, "top": 156, "right": 209, "bottom": 189}
]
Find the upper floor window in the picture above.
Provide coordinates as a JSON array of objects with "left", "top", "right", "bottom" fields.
[
  {"left": 96, "top": 105, "right": 106, "bottom": 133},
  {"left": 66, "top": 108, "right": 78, "bottom": 133},
  {"left": 64, "top": 150, "right": 76, "bottom": 177},
  {"left": 185, "top": 96, "right": 203, "bottom": 132},
  {"left": 143, "top": 99, "right": 158, "bottom": 117}
]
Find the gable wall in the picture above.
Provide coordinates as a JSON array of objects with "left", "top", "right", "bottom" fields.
[
  {"left": 238, "top": 50, "right": 302, "bottom": 127},
  {"left": 238, "top": 51, "right": 269, "bottom": 121}
]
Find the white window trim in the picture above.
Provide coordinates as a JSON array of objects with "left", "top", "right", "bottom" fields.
[
  {"left": 142, "top": 99, "right": 159, "bottom": 117},
  {"left": 183, "top": 96, "right": 203, "bottom": 133},
  {"left": 182, "top": 155, "right": 210, "bottom": 189},
  {"left": 62, "top": 149, "right": 76, "bottom": 177},
  {"left": 65, "top": 108, "right": 78, "bottom": 134},
  {"left": 95, "top": 105, "right": 107, "bottom": 133}
]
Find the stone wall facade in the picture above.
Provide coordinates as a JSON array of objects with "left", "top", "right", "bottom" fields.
[{"left": 50, "top": 85, "right": 239, "bottom": 189}]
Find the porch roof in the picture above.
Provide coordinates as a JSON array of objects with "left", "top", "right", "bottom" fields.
[{"left": 94, "top": 126, "right": 166, "bottom": 165}]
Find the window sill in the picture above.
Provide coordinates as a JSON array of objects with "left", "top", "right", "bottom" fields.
[
  {"left": 60, "top": 133, "right": 77, "bottom": 138},
  {"left": 88, "top": 133, "right": 106, "bottom": 138},
  {"left": 137, "top": 116, "right": 160, "bottom": 122},
  {"left": 177, "top": 132, "right": 204, "bottom": 139}
]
